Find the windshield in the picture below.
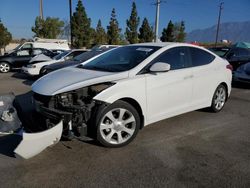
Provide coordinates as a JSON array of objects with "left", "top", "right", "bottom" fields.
[
  {"left": 81, "top": 46, "right": 160, "bottom": 72},
  {"left": 74, "top": 50, "right": 106, "bottom": 62},
  {"left": 53, "top": 51, "right": 69, "bottom": 60},
  {"left": 13, "top": 44, "right": 23, "bottom": 51}
]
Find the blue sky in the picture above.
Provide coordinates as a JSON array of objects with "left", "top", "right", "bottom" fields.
[{"left": 0, "top": 0, "right": 250, "bottom": 39}]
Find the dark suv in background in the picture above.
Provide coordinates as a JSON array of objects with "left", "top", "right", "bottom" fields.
[{"left": 0, "top": 48, "right": 57, "bottom": 73}]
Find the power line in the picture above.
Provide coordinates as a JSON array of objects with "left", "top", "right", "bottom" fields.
[{"left": 215, "top": 2, "right": 224, "bottom": 47}]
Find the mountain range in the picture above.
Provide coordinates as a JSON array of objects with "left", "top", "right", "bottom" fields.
[{"left": 187, "top": 21, "right": 250, "bottom": 43}]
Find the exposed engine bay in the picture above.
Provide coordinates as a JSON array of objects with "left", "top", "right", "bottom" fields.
[{"left": 33, "top": 83, "right": 114, "bottom": 140}]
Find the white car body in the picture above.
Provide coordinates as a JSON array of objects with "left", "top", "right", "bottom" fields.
[
  {"left": 16, "top": 42, "right": 232, "bottom": 159},
  {"left": 33, "top": 43, "right": 232, "bottom": 125},
  {"left": 22, "top": 50, "right": 86, "bottom": 76}
]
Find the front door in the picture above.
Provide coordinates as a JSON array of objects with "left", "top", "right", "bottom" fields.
[{"left": 145, "top": 47, "right": 193, "bottom": 124}]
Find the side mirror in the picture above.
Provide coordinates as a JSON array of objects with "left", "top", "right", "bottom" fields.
[{"left": 149, "top": 62, "right": 171, "bottom": 73}]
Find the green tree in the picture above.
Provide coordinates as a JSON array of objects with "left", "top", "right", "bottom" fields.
[
  {"left": 138, "top": 18, "right": 154, "bottom": 43},
  {"left": 175, "top": 21, "right": 186, "bottom": 42},
  {"left": 71, "top": 0, "right": 92, "bottom": 48},
  {"left": 0, "top": 19, "right": 12, "bottom": 53},
  {"left": 161, "top": 20, "right": 175, "bottom": 42},
  {"left": 107, "top": 8, "right": 121, "bottom": 45},
  {"left": 32, "top": 17, "right": 64, "bottom": 38},
  {"left": 125, "top": 2, "right": 140, "bottom": 44},
  {"left": 94, "top": 19, "right": 107, "bottom": 45}
]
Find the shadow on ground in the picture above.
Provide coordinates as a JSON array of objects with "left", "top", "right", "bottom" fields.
[{"left": 11, "top": 71, "right": 37, "bottom": 86}]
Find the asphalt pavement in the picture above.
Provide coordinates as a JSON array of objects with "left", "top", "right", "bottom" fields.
[{"left": 0, "top": 72, "right": 250, "bottom": 188}]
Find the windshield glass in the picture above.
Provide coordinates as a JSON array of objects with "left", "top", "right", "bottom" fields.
[
  {"left": 13, "top": 44, "right": 23, "bottom": 51},
  {"left": 74, "top": 50, "right": 106, "bottom": 62},
  {"left": 81, "top": 46, "right": 160, "bottom": 72},
  {"left": 53, "top": 51, "right": 69, "bottom": 60}
]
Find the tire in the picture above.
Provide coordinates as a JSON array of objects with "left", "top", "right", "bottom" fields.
[
  {"left": 210, "top": 84, "right": 227, "bottom": 112},
  {"left": 0, "top": 62, "right": 11, "bottom": 73},
  {"left": 39, "top": 66, "right": 47, "bottom": 76},
  {"left": 95, "top": 100, "right": 140, "bottom": 147}
]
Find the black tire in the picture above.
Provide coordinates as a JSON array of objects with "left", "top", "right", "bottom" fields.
[
  {"left": 210, "top": 84, "right": 227, "bottom": 113},
  {"left": 95, "top": 100, "right": 140, "bottom": 148},
  {"left": 0, "top": 62, "right": 11, "bottom": 73},
  {"left": 39, "top": 66, "right": 47, "bottom": 76}
]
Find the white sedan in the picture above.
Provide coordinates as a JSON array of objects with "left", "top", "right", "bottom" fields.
[
  {"left": 15, "top": 43, "right": 232, "bottom": 158},
  {"left": 22, "top": 49, "right": 86, "bottom": 76}
]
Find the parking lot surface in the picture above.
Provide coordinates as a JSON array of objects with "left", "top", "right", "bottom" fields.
[{"left": 0, "top": 72, "right": 250, "bottom": 187}]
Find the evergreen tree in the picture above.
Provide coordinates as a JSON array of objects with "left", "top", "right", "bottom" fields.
[
  {"left": 32, "top": 17, "right": 64, "bottom": 39},
  {"left": 160, "top": 20, "right": 175, "bottom": 42},
  {"left": 175, "top": 21, "right": 186, "bottom": 42},
  {"left": 71, "top": 0, "right": 92, "bottom": 48},
  {"left": 94, "top": 20, "right": 107, "bottom": 45},
  {"left": 138, "top": 18, "right": 154, "bottom": 43},
  {"left": 107, "top": 8, "right": 121, "bottom": 45},
  {"left": 125, "top": 2, "right": 140, "bottom": 44},
  {"left": 0, "top": 19, "right": 12, "bottom": 53}
]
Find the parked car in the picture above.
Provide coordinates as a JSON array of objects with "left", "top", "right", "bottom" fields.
[
  {"left": 208, "top": 46, "right": 230, "bottom": 57},
  {"left": 42, "top": 46, "right": 119, "bottom": 75},
  {"left": 0, "top": 48, "right": 57, "bottom": 73},
  {"left": 28, "top": 42, "right": 232, "bottom": 151},
  {"left": 5, "top": 38, "right": 70, "bottom": 55},
  {"left": 233, "top": 62, "right": 250, "bottom": 83},
  {"left": 223, "top": 47, "right": 250, "bottom": 71},
  {"left": 22, "top": 49, "right": 87, "bottom": 76}
]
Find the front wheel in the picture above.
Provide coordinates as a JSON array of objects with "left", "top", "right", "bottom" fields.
[
  {"left": 0, "top": 62, "right": 11, "bottom": 73},
  {"left": 96, "top": 100, "right": 140, "bottom": 147},
  {"left": 210, "top": 84, "right": 227, "bottom": 112}
]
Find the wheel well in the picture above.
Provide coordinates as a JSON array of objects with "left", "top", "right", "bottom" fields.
[
  {"left": 220, "top": 82, "right": 229, "bottom": 101},
  {"left": 119, "top": 98, "right": 144, "bottom": 129}
]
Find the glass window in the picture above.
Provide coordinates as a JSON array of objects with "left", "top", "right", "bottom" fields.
[
  {"left": 53, "top": 51, "right": 70, "bottom": 60},
  {"left": 33, "top": 49, "right": 43, "bottom": 55},
  {"left": 151, "top": 47, "right": 189, "bottom": 70},
  {"left": 189, "top": 47, "right": 215, "bottom": 66},
  {"left": 21, "top": 43, "right": 32, "bottom": 49},
  {"left": 16, "top": 49, "right": 31, "bottom": 56},
  {"left": 81, "top": 46, "right": 160, "bottom": 72},
  {"left": 67, "top": 51, "right": 85, "bottom": 60}
]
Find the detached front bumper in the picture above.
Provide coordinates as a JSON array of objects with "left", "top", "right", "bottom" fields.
[{"left": 14, "top": 120, "right": 63, "bottom": 159}]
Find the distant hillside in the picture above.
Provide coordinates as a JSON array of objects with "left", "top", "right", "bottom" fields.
[{"left": 187, "top": 21, "right": 250, "bottom": 43}]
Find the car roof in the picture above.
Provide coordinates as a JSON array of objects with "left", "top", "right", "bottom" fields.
[{"left": 129, "top": 42, "right": 178, "bottom": 47}]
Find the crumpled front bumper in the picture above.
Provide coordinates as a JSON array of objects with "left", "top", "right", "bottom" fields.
[{"left": 14, "top": 120, "right": 63, "bottom": 159}]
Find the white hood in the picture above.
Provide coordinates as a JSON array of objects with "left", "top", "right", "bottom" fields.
[
  {"left": 32, "top": 67, "right": 129, "bottom": 95},
  {"left": 29, "top": 54, "right": 52, "bottom": 63}
]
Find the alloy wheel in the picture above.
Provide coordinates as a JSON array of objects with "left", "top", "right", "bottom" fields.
[
  {"left": 0, "top": 63, "right": 10, "bottom": 73},
  {"left": 214, "top": 87, "right": 226, "bottom": 111},
  {"left": 99, "top": 108, "right": 136, "bottom": 145}
]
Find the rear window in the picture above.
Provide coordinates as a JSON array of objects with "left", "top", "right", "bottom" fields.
[{"left": 189, "top": 47, "right": 215, "bottom": 67}]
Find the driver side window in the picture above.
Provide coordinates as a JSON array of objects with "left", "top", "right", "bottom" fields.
[
  {"left": 16, "top": 49, "right": 31, "bottom": 56},
  {"left": 151, "top": 47, "right": 189, "bottom": 70}
]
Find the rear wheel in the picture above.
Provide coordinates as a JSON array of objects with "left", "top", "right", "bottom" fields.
[
  {"left": 210, "top": 84, "right": 227, "bottom": 112},
  {"left": 96, "top": 100, "right": 140, "bottom": 147},
  {"left": 0, "top": 62, "right": 11, "bottom": 73}
]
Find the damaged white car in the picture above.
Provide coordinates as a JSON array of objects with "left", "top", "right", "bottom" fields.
[{"left": 15, "top": 43, "right": 232, "bottom": 158}]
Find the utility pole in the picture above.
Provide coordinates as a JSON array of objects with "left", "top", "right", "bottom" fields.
[
  {"left": 215, "top": 2, "right": 224, "bottom": 47},
  {"left": 39, "top": 0, "right": 44, "bottom": 20},
  {"left": 69, "top": 0, "right": 73, "bottom": 46},
  {"left": 154, "top": 0, "right": 160, "bottom": 42}
]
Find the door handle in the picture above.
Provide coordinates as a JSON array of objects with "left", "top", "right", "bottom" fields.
[{"left": 183, "top": 75, "right": 193, "bottom": 80}]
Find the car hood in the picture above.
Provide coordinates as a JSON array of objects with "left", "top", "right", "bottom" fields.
[
  {"left": 32, "top": 67, "right": 129, "bottom": 95},
  {"left": 47, "top": 60, "right": 79, "bottom": 70},
  {"left": 29, "top": 54, "right": 52, "bottom": 63}
]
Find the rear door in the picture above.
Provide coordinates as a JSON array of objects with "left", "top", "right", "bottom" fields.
[
  {"left": 145, "top": 47, "right": 193, "bottom": 123},
  {"left": 187, "top": 47, "right": 217, "bottom": 107},
  {"left": 12, "top": 49, "right": 33, "bottom": 68}
]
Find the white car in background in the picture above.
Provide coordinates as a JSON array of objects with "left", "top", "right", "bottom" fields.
[
  {"left": 15, "top": 42, "right": 232, "bottom": 159},
  {"left": 22, "top": 49, "right": 87, "bottom": 76}
]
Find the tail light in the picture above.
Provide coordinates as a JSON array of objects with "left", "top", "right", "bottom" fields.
[{"left": 226, "top": 64, "right": 233, "bottom": 71}]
